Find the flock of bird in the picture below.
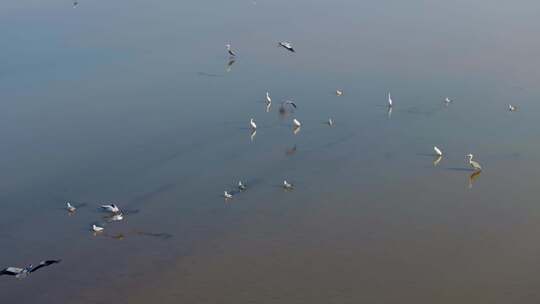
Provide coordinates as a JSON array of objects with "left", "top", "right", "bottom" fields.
[
  {"left": 219, "top": 42, "right": 505, "bottom": 199},
  {"left": 1, "top": 202, "right": 126, "bottom": 279},
  {"left": 0, "top": 35, "right": 516, "bottom": 281}
]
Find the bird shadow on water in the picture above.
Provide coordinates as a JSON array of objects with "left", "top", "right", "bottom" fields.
[{"left": 445, "top": 167, "right": 475, "bottom": 172}]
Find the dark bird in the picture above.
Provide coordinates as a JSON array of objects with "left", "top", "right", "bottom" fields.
[
  {"left": 226, "top": 44, "right": 236, "bottom": 57},
  {"left": 1, "top": 260, "right": 61, "bottom": 279},
  {"left": 279, "top": 100, "right": 297, "bottom": 114},
  {"left": 278, "top": 41, "right": 295, "bottom": 52}
]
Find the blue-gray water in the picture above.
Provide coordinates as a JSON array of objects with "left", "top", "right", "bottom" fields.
[{"left": 2, "top": 0, "right": 540, "bottom": 303}]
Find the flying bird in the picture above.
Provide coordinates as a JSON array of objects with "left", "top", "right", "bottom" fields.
[
  {"left": 92, "top": 224, "right": 104, "bottom": 232},
  {"left": 283, "top": 180, "right": 294, "bottom": 190},
  {"left": 101, "top": 204, "right": 120, "bottom": 213},
  {"left": 250, "top": 118, "right": 257, "bottom": 130},
  {"left": 226, "top": 44, "right": 236, "bottom": 57},
  {"left": 278, "top": 41, "right": 295, "bottom": 52},
  {"left": 466, "top": 154, "right": 482, "bottom": 171},
  {"left": 238, "top": 181, "right": 247, "bottom": 191},
  {"left": 66, "top": 202, "right": 76, "bottom": 212},
  {"left": 508, "top": 104, "right": 517, "bottom": 111},
  {"left": 293, "top": 118, "right": 301, "bottom": 128},
  {"left": 433, "top": 146, "right": 443, "bottom": 157},
  {"left": 224, "top": 191, "right": 233, "bottom": 199},
  {"left": 279, "top": 100, "right": 297, "bottom": 115},
  {"left": 1, "top": 260, "right": 61, "bottom": 279}
]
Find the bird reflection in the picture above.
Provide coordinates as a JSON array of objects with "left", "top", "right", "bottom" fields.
[
  {"left": 387, "top": 106, "right": 392, "bottom": 118},
  {"left": 468, "top": 171, "right": 481, "bottom": 189},
  {"left": 433, "top": 155, "right": 442, "bottom": 167},
  {"left": 250, "top": 130, "right": 257, "bottom": 142},
  {"left": 293, "top": 126, "right": 301, "bottom": 135},
  {"left": 286, "top": 145, "right": 297, "bottom": 156},
  {"left": 226, "top": 59, "right": 235, "bottom": 72},
  {"left": 266, "top": 102, "right": 271, "bottom": 112}
]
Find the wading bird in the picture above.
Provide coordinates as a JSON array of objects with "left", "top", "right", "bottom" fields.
[
  {"left": 466, "top": 154, "right": 482, "bottom": 171},
  {"left": 433, "top": 146, "right": 443, "bottom": 157},
  {"left": 224, "top": 191, "right": 233, "bottom": 199},
  {"left": 66, "top": 202, "right": 76, "bottom": 212},
  {"left": 283, "top": 180, "right": 294, "bottom": 190},
  {"left": 508, "top": 104, "right": 517, "bottom": 111},
  {"left": 387, "top": 92, "right": 393, "bottom": 107},
  {"left": 336, "top": 90, "right": 343, "bottom": 96},
  {"left": 250, "top": 118, "right": 257, "bottom": 130},
  {"left": 293, "top": 118, "right": 301, "bottom": 128}
]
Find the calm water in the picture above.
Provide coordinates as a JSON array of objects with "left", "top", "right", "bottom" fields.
[{"left": 2, "top": 0, "right": 540, "bottom": 303}]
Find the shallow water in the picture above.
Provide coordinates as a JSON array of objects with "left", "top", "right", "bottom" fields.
[{"left": 2, "top": 0, "right": 540, "bottom": 303}]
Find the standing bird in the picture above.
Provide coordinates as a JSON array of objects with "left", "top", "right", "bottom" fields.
[
  {"left": 293, "top": 118, "right": 301, "bottom": 128},
  {"left": 238, "top": 181, "right": 247, "bottom": 191},
  {"left": 283, "top": 180, "right": 294, "bottom": 190},
  {"left": 1, "top": 260, "right": 61, "bottom": 279},
  {"left": 224, "top": 191, "right": 233, "bottom": 199},
  {"left": 444, "top": 97, "right": 452, "bottom": 104},
  {"left": 508, "top": 104, "right": 517, "bottom": 112},
  {"left": 433, "top": 146, "right": 443, "bottom": 157},
  {"left": 265, "top": 92, "right": 272, "bottom": 112},
  {"left": 226, "top": 44, "right": 236, "bottom": 57},
  {"left": 328, "top": 118, "right": 334, "bottom": 126},
  {"left": 336, "top": 90, "right": 343, "bottom": 96},
  {"left": 101, "top": 203, "right": 121, "bottom": 214},
  {"left": 66, "top": 202, "right": 76, "bottom": 212},
  {"left": 278, "top": 41, "right": 295, "bottom": 52},
  {"left": 387, "top": 92, "right": 393, "bottom": 108},
  {"left": 466, "top": 154, "right": 482, "bottom": 171},
  {"left": 92, "top": 224, "right": 104, "bottom": 232},
  {"left": 250, "top": 118, "right": 257, "bottom": 130}
]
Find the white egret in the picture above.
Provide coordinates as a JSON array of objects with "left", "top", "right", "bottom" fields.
[
  {"left": 293, "top": 118, "right": 301, "bottom": 128},
  {"left": 387, "top": 92, "right": 393, "bottom": 107},
  {"left": 328, "top": 118, "right": 334, "bottom": 126},
  {"left": 250, "top": 118, "right": 257, "bottom": 130},
  {"left": 444, "top": 97, "right": 452, "bottom": 104},
  {"left": 266, "top": 92, "right": 272, "bottom": 104},
  {"left": 466, "top": 154, "right": 482, "bottom": 171},
  {"left": 66, "top": 202, "right": 76, "bottom": 212},
  {"left": 433, "top": 146, "right": 443, "bottom": 157},
  {"left": 283, "top": 180, "right": 294, "bottom": 190},
  {"left": 336, "top": 90, "right": 343, "bottom": 96}
]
